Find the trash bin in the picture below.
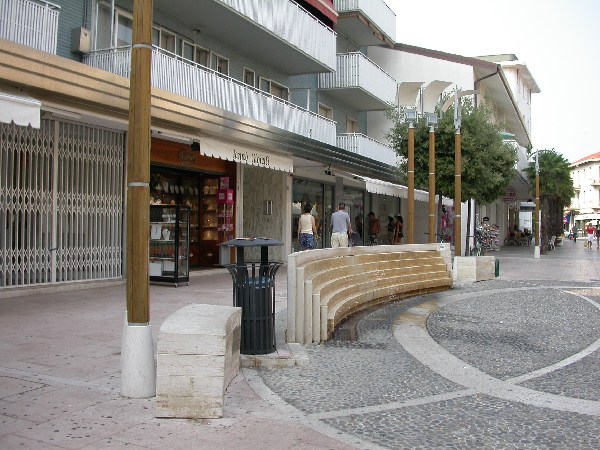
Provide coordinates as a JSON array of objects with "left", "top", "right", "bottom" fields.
[{"left": 221, "top": 238, "right": 283, "bottom": 355}]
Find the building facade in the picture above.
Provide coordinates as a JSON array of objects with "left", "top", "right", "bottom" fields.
[
  {"left": 0, "top": 0, "right": 537, "bottom": 293},
  {"left": 570, "top": 152, "right": 600, "bottom": 230}
]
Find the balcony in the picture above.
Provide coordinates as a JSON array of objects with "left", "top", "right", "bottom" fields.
[
  {"left": 334, "top": 0, "right": 396, "bottom": 46},
  {"left": 0, "top": 0, "right": 59, "bottom": 54},
  {"left": 337, "top": 133, "right": 398, "bottom": 166},
  {"left": 153, "top": 0, "right": 336, "bottom": 74},
  {"left": 318, "top": 52, "right": 397, "bottom": 110},
  {"left": 83, "top": 47, "right": 336, "bottom": 146}
]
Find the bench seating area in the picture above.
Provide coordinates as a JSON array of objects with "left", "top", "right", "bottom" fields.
[{"left": 287, "top": 244, "right": 452, "bottom": 344}]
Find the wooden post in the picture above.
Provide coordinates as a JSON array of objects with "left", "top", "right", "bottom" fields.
[
  {"left": 428, "top": 127, "right": 435, "bottom": 243},
  {"left": 407, "top": 123, "right": 415, "bottom": 244},
  {"left": 454, "top": 129, "right": 461, "bottom": 256},
  {"left": 127, "top": 0, "right": 153, "bottom": 324}
]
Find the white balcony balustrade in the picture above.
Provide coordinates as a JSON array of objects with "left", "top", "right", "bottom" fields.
[
  {"left": 337, "top": 133, "right": 398, "bottom": 166},
  {"left": 318, "top": 52, "right": 397, "bottom": 111},
  {"left": 83, "top": 47, "right": 336, "bottom": 146},
  {"left": 334, "top": 0, "right": 396, "bottom": 45},
  {"left": 216, "top": 0, "right": 336, "bottom": 71},
  {"left": 0, "top": 0, "right": 59, "bottom": 54}
]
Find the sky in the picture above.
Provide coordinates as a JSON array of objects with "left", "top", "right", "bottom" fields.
[{"left": 389, "top": 0, "right": 600, "bottom": 163}]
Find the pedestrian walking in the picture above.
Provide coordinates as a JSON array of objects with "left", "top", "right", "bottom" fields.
[
  {"left": 393, "top": 214, "right": 404, "bottom": 244},
  {"left": 586, "top": 222, "right": 595, "bottom": 249},
  {"left": 596, "top": 221, "right": 600, "bottom": 249},
  {"left": 297, "top": 203, "right": 317, "bottom": 251},
  {"left": 367, "top": 211, "right": 380, "bottom": 245},
  {"left": 330, "top": 202, "right": 352, "bottom": 248}
]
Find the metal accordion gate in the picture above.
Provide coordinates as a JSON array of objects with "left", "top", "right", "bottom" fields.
[{"left": 0, "top": 119, "right": 125, "bottom": 288}]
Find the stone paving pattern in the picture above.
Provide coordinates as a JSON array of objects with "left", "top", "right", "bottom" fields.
[{"left": 1, "top": 242, "right": 600, "bottom": 449}]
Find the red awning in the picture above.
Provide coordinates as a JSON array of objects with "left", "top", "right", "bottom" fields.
[{"left": 302, "top": 0, "right": 337, "bottom": 24}]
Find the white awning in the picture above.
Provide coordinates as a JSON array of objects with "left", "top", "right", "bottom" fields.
[
  {"left": 0, "top": 86, "right": 41, "bottom": 129},
  {"left": 200, "top": 137, "right": 293, "bottom": 173},
  {"left": 363, "top": 175, "right": 450, "bottom": 204},
  {"left": 364, "top": 177, "right": 407, "bottom": 198}
]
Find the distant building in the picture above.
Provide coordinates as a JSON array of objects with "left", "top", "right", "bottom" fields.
[{"left": 570, "top": 152, "right": 600, "bottom": 228}]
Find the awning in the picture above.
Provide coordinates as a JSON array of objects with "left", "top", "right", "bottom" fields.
[
  {"left": 363, "top": 175, "right": 452, "bottom": 204},
  {"left": 0, "top": 86, "right": 41, "bottom": 129},
  {"left": 200, "top": 137, "right": 293, "bottom": 173}
]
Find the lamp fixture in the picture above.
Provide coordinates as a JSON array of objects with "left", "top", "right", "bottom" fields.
[
  {"left": 425, "top": 112, "right": 438, "bottom": 127},
  {"left": 324, "top": 164, "right": 334, "bottom": 176},
  {"left": 190, "top": 141, "right": 200, "bottom": 152},
  {"left": 403, "top": 108, "right": 418, "bottom": 123}
]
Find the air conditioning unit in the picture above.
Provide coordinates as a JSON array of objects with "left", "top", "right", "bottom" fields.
[{"left": 71, "top": 27, "right": 91, "bottom": 54}]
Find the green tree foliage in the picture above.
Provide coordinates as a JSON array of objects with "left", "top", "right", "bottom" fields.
[
  {"left": 387, "top": 96, "right": 518, "bottom": 204},
  {"left": 523, "top": 150, "right": 574, "bottom": 247}
]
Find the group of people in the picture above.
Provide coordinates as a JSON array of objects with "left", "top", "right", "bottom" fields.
[{"left": 297, "top": 202, "right": 404, "bottom": 251}]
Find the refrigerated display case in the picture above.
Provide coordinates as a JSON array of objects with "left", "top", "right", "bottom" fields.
[{"left": 149, "top": 205, "right": 190, "bottom": 286}]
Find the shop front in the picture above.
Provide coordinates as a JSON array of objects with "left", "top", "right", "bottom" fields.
[{"left": 150, "top": 138, "right": 236, "bottom": 268}]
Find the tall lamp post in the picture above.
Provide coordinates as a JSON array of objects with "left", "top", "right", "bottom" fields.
[
  {"left": 442, "top": 90, "right": 477, "bottom": 257},
  {"left": 397, "top": 81, "right": 423, "bottom": 244},
  {"left": 426, "top": 113, "right": 437, "bottom": 243},
  {"left": 534, "top": 151, "right": 541, "bottom": 258},
  {"left": 404, "top": 108, "right": 417, "bottom": 244},
  {"left": 421, "top": 81, "right": 450, "bottom": 244}
]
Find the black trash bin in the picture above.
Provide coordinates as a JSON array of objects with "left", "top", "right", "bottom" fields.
[{"left": 221, "top": 238, "right": 283, "bottom": 355}]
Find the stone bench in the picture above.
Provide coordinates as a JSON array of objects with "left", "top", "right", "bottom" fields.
[
  {"left": 156, "top": 304, "right": 241, "bottom": 419},
  {"left": 287, "top": 244, "right": 452, "bottom": 344}
]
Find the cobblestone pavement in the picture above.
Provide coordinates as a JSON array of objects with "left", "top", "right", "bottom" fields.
[{"left": 253, "top": 279, "right": 600, "bottom": 449}]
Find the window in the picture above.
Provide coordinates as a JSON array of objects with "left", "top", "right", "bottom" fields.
[
  {"left": 182, "top": 42, "right": 209, "bottom": 66},
  {"left": 259, "top": 78, "right": 289, "bottom": 101},
  {"left": 270, "top": 81, "right": 289, "bottom": 101},
  {"left": 211, "top": 53, "right": 229, "bottom": 75},
  {"left": 152, "top": 27, "right": 175, "bottom": 53},
  {"left": 318, "top": 103, "right": 333, "bottom": 120},
  {"left": 94, "top": 4, "right": 132, "bottom": 48},
  {"left": 243, "top": 68, "right": 256, "bottom": 87},
  {"left": 346, "top": 117, "right": 358, "bottom": 133}
]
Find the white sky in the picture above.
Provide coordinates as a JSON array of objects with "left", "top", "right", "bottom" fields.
[{"left": 389, "top": 0, "right": 600, "bottom": 163}]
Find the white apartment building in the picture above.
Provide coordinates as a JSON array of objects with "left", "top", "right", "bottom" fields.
[{"left": 570, "top": 152, "right": 600, "bottom": 229}]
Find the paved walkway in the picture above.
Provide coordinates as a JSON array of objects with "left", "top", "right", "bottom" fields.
[{"left": 1, "top": 239, "right": 599, "bottom": 449}]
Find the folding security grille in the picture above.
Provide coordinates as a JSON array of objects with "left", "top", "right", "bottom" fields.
[{"left": 0, "top": 120, "right": 125, "bottom": 287}]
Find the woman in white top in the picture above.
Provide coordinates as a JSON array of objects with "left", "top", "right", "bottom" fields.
[{"left": 298, "top": 203, "right": 318, "bottom": 250}]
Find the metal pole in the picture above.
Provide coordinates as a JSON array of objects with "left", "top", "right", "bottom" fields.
[
  {"left": 428, "top": 126, "right": 435, "bottom": 243},
  {"left": 534, "top": 151, "right": 541, "bottom": 258},
  {"left": 407, "top": 122, "right": 415, "bottom": 244},
  {"left": 454, "top": 129, "right": 461, "bottom": 256}
]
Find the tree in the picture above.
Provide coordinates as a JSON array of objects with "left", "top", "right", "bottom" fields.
[
  {"left": 387, "top": 96, "right": 517, "bottom": 204},
  {"left": 387, "top": 95, "right": 518, "bottom": 251},
  {"left": 523, "top": 150, "right": 574, "bottom": 251}
]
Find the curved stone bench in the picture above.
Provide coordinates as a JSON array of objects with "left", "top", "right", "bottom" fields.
[{"left": 287, "top": 244, "right": 452, "bottom": 344}]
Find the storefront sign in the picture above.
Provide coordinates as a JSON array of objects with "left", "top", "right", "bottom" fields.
[
  {"left": 200, "top": 137, "right": 293, "bottom": 172},
  {"left": 178, "top": 149, "right": 197, "bottom": 164}
]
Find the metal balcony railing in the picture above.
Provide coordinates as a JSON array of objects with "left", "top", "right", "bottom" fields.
[
  {"left": 318, "top": 52, "right": 397, "bottom": 109},
  {"left": 337, "top": 133, "right": 398, "bottom": 166},
  {"left": 83, "top": 46, "right": 337, "bottom": 145},
  {"left": 334, "top": 0, "right": 396, "bottom": 42},
  {"left": 217, "top": 0, "right": 336, "bottom": 70},
  {"left": 0, "top": 0, "right": 59, "bottom": 54}
]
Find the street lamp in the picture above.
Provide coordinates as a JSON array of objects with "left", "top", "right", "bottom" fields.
[
  {"left": 404, "top": 107, "right": 417, "bottom": 244},
  {"left": 398, "top": 81, "right": 423, "bottom": 245},
  {"left": 422, "top": 81, "right": 451, "bottom": 243},
  {"left": 442, "top": 90, "right": 478, "bottom": 257},
  {"left": 534, "top": 151, "right": 541, "bottom": 258}
]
